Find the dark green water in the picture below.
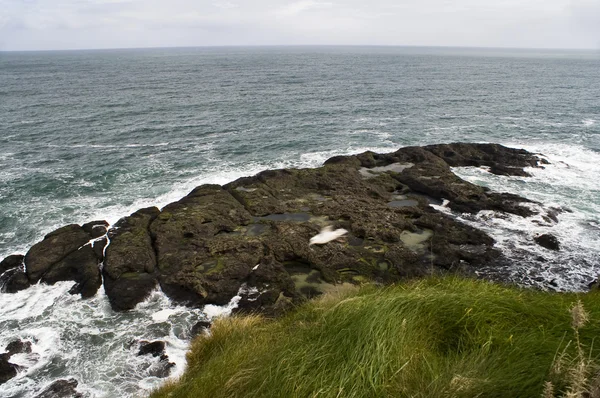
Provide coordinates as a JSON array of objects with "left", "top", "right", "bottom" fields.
[{"left": 0, "top": 46, "right": 599, "bottom": 397}]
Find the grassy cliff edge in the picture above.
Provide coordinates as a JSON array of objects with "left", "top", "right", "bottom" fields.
[{"left": 151, "top": 278, "right": 600, "bottom": 398}]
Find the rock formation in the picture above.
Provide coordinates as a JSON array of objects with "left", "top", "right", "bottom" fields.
[{"left": 1, "top": 143, "right": 553, "bottom": 315}]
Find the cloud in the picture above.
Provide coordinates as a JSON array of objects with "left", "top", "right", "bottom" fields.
[
  {"left": 212, "top": 1, "right": 237, "bottom": 9},
  {"left": 277, "top": 1, "right": 335, "bottom": 17},
  {"left": 1, "top": 0, "right": 598, "bottom": 50}
]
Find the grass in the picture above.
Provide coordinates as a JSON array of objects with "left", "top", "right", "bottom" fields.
[{"left": 150, "top": 277, "right": 600, "bottom": 398}]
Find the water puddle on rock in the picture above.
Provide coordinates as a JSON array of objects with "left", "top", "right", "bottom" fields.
[
  {"left": 359, "top": 163, "right": 414, "bottom": 179},
  {"left": 388, "top": 199, "right": 419, "bottom": 208},
  {"left": 284, "top": 261, "right": 350, "bottom": 298},
  {"left": 400, "top": 229, "right": 433, "bottom": 251},
  {"left": 256, "top": 213, "right": 311, "bottom": 222}
]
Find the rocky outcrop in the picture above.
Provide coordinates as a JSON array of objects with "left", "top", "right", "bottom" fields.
[
  {"left": 103, "top": 207, "right": 160, "bottom": 311},
  {"left": 2, "top": 143, "right": 553, "bottom": 314},
  {"left": 21, "top": 222, "right": 107, "bottom": 298}
]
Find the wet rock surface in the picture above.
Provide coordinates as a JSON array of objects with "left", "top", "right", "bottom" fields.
[
  {"left": 535, "top": 234, "right": 561, "bottom": 251},
  {"left": 137, "top": 341, "right": 175, "bottom": 378},
  {"left": 0, "top": 353, "right": 17, "bottom": 385},
  {"left": 138, "top": 340, "right": 166, "bottom": 357},
  {"left": 0, "top": 255, "right": 30, "bottom": 293},
  {"left": 103, "top": 207, "right": 160, "bottom": 310},
  {"left": 21, "top": 222, "right": 108, "bottom": 298},
  {"left": 33, "top": 378, "right": 83, "bottom": 398},
  {"left": 0, "top": 255, "right": 24, "bottom": 275},
  {"left": 0, "top": 339, "right": 32, "bottom": 385},
  {"left": 190, "top": 320, "right": 212, "bottom": 337},
  {"left": 2, "top": 143, "right": 555, "bottom": 314},
  {"left": 6, "top": 339, "right": 32, "bottom": 356}
]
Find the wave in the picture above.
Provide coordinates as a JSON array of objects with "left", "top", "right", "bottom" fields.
[{"left": 450, "top": 142, "right": 600, "bottom": 290}]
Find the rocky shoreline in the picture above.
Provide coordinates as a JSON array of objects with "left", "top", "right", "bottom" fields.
[{"left": 0, "top": 143, "right": 565, "bottom": 390}]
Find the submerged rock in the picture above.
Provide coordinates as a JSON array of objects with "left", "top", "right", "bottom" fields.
[
  {"left": 138, "top": 341, "right": 165, "bottom": 357},
  {"left": 6, "top": 339, "right": 32, "bottom": 356},
  {"left": 0, "top": 353, "right": 17, "bottom": 385},
  {"left": 0, "top": 255, "right": 30, "bottom": 293},
  {"left": 33, "top": 378, "right": 82, "bottom": 398},
  {"left": 137, "top": 341, "right": 175, "bottom": 378},
  {"left": 535, "top": 234, "right": 561, "bottom": 251},
  {"left": 190, "top": 320, "right": 212, "bottom": 337},
  {"left": 0, "top": 254, "right": 24, "bottom": 275},
  {"left": 0, "top": 339, "right": 33, "bottom": 385}
]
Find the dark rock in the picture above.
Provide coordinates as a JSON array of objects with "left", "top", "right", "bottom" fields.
[
  {"left": 41, "top": 245, "right": 102, "bottom": 298},
  {"left": 149, "top": 355, "right": 175, "bottom": 378},
  {"left": 423, "top": 143, "right": 542, "bottom": 176},
  {"left": 25, "top": 224, "right": 91, "bottom": 282},
  {"left": 1, "top": 269, "right": 31, "bottom": 293},
  {"left": 8, "top": 143, "right": 553, "bottom": 316},
  {"left": 190, "top": 320, "right": 212, "bottom": 337},
  {"left": 103, "top": 207, "right": 160, "bottom": 311},
  {"left": 33, "top": 378, "right": 82, "bottom": 398},
  {"left": 138, "top": 341, "right": 166, "bottom": 357},
  {"left": 535, "top": 234, "right": 560, "bottom": 251},
  {"left": 0, "top": 254, "right": 24, "bottom": 275},
  {"left": 103, "top": 271, "right": 157, "bottom": 311},
  {"left": 0, "top": 353, "right": 17, "bottom": 385},
  {"left": 6, "top": 340, "right": 32, "bottom": 356},
  {"left": 150, "top": 185, "right": 256, "bottom": 307},
  {"left": 81, "top": 220, "right": 109, "bottom": 239}
]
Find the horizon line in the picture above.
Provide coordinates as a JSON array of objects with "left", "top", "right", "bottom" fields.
[{"left": 2, "top": 44, "right": 599, "bottom": 53}]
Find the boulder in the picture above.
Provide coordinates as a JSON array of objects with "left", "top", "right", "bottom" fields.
[
  {"left": 535, "top": 234, "right": 560, "bottom": 251},
  {"left": 41, "top": 245, "right": 102, "bottom": 298},
  {"left": 0, "top": 254, "right": 24, "bottom": 275},
  {"left": 6, "top": 340, "right": 32, "bottom": 356},
  {"left": 103, "top": 207, "right": 160, "bottom": 310},
  {"left": 138, "top": 341, "right": 165, "bottom": 357},
  {"left": 25, "top": 224, "right": 91, "bottom": 282},
  {"left": 0, "top": 353, "right": 17, "bottom": 385},
  {"left": 33, "top": 378, "right": 82, "bottom": 398},
  {"left": 1, "top": 269, "right": 31, "bottom": 293}
]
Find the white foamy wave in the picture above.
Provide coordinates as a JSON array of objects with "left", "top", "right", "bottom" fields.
[
  {"left": 451, "top": 142, "right": 600, "bottom": 290},
  {"left": 0, "top": 282, "right": 243, "bottom": 398},
  {"left": 583, "top": 119, "right": 596, "bottom": 127}
]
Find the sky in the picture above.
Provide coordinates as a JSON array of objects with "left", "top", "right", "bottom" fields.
[{"left": 0, "top": 0, "right": 599, "bottom": 51}]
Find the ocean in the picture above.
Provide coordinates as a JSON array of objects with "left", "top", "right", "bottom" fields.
[{"left": 0, "top": 46, "right": 599, "bottom": 397}]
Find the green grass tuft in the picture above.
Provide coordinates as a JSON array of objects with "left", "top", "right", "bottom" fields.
[{"left": 150, "top": 277, "right": 600, "bottom": 398}]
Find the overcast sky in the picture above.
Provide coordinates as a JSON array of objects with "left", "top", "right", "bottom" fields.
[{"left": 1, "top": 0, "right": 599, "bottom": 51}]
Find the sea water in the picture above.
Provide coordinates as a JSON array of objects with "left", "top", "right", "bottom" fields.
[{"left": 0, "top": 46, "right": 599, "bottom": 397}]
